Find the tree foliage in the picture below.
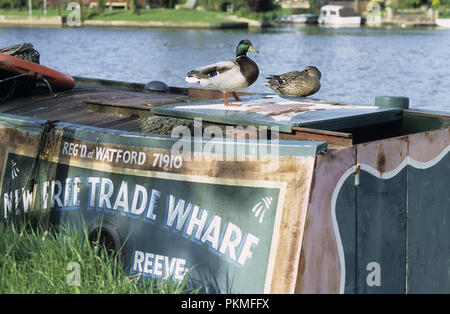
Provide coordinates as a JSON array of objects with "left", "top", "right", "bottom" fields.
[
  {"left": 132, "top": 0, "right": 140, "bottom": 14},
  {"left": 0, "top": 0, "right": 37, "bottom": 9},
  {"left": 97, "top": 0, "right": 105, "bottom": 15},
  {"left": 244, "top": 0, "right": 275, "bottom": 12}
]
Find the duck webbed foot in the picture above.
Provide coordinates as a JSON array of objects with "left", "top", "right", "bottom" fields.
[{"left": 223, "top": 92, "right": 240, "bottom": 107}]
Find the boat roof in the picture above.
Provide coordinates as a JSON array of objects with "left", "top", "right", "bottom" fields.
[
  {"left": 0, "top": 77, "right": 402, "bottom": 134},
  {"left": 0, "top": 77, "right": 190, "bottom": 132},
  {"left": 320, "top": 5, "right": 345, "bottom": 10},
  {"left": 3, "top": 77, "right": 399, "bottom": 129},
  {"left": 153, "top": 94, "right": 402, "bottom": 133},
  {"left": 2, "top": 76, "right": 447, "bottom": 147}
]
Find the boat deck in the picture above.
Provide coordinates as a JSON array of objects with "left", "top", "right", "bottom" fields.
[
  {"left": 0, "top": 78, "right": 196, "bottom": 133},
  {"left": 1, "top": 77, "right": 448, "bottom": 147}
]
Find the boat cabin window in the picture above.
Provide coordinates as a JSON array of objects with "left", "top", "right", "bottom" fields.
[
  {"left": 338, "top": 7, "right": 359, "bottom": 17},
  {"left": 321, "top": 10, "right": 327, "bottom": 16},
  {"left": 330, "top": 10, "right": 337, "bottom": 15}
]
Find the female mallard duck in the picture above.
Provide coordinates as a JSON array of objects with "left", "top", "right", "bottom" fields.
[
  {"left": 185, "top": 39, "right": 259, "bottom": 106},
  {"left": 265, "top": 66, "right": 321, "bottom": 97}
]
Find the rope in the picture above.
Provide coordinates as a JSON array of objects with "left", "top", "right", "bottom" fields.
[
  {"left": 0, "top": 43, "right": 40, "bottom": 101},
  {"left": 0, "top": 73, "right": 29, "bottom": 83},
  {"left": 0, "top": 78, "right": 16, "bottom": 102},
  {"left": 15, "top": 120, "right": 59, "bottom": 227},
  {"left": 0, "top": 43, "right": 38, "bottom": 58}
]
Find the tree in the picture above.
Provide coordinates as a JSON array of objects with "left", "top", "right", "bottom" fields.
[
  {"left": 97, "top": 0, "right": 105, "bottom": 15},
  {"left": 245, "top": 0, "right": 274, "bottom": 12},
  {"left": 132, "top": 0, "right": 140, "bottom": 14},
  {"left": 404, "top": 0, "right": 421, "bottom": 6},
  {"left": 167, "top": 0, "right": 177, "bottom": 8},
  {"left": 309, "top": 0, "right": 320, "bottom": 14}
]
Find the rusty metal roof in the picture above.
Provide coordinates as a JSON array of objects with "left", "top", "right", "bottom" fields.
[
  {"left": 0, "top": 78, "right": 406, "bottom": 137},
  {"left": 0, "top": 78, "right": 190, "bottom": 132},
  {"left": 152, "top": 94, "right": 403, "bottom": 133}
]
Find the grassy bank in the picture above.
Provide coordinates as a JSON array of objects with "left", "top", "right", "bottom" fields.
[
  {"left": 0, "top": 8, "right": 63, "bottom": 17},
  {"left": 439, "top": 7, "right": 450, "bottom": 17},
  {"left": 0, "top": 8, "right": 239, "bottom": 23},
  {"left": 89, "top": 8, "right": 234, "bottom": 23},
  {"left": 0, "top": 7, "right": 292, "bottom": 24},
  {"left": 0, "top": 220, "right": 196, "bottom": 294}
]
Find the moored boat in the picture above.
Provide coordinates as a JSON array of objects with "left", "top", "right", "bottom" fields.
[
  {"left": 0, "top": 74, "right": 449, "bottom": 293},
  {"left": 275, "top": 13, "right": 318, "bottom": 24},
  {"left": 318, "top": 5, "right": 362, "bottom": 27},
  {"left": 436, "top": 18, "right": 450, "bottom": 27}
]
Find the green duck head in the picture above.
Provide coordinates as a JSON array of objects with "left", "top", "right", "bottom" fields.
[{"left": 236, "top": 39, "right": 259, "bottom": 57}]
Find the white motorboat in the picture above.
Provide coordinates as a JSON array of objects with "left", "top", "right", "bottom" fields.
[
  {"left": 318, "top": 5, "right": 361, "bottom": 27},
  {"left": 436, "top": 18, "right": 450, "bottom": 28},
  {"left": 275, "top": 13, "right": 318, "bottom": 24}
]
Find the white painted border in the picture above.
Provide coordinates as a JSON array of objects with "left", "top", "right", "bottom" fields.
[
  {"left": 331, "top": 145, "right": 450, "bottom": 294},
  {"left": 331, "top": 165, "right": 356, "bottom": 294}
]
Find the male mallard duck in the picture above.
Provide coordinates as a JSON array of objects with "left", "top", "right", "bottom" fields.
[
  {"left": 185, "top": 39, "right": 259, "bottom": 106},
  {"left": 265, "top": 66, "right": 321, "bottom": 97}
]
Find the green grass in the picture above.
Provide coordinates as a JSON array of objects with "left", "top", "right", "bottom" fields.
[
  {"left": 234, "top": 7, "right": 292, "bottom": 21},
  {"left": 0, "top": 219, "right": 198, "bottom": 294},
  {"left": 0, "top": 8, "right": 64, "bottom": 17},
  {"left": 89, "top": 8, "right": 234, "bottom": 23},
  {"left": 439, "top": 7, "right": 450, "bottom": 17},
  {"left": 0, "top": 7, "right": 288, "bottom": 24},
  {"left": 0, "top": 7, "right": 236, "bottom": 23}
]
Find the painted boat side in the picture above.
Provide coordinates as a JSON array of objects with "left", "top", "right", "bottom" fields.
[{"left": 0, "top": 112, "right": 325, "bottom": 293}]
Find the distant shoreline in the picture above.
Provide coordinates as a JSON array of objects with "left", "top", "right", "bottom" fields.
[
  {"left": 0, "top": 13, "right": 447, "bottom": 29},
  {"left": 0, "top": 15, "right": 63, "bottom": 27},
  {"left": 0, "top": 13, "right": 269, "bottom": 29}
]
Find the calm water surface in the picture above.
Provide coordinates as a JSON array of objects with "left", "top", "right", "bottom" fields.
[{"left": 1, "top": 25, "right": 449, "bottom": 111}]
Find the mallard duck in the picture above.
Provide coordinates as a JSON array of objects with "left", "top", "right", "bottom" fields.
[
  {"left": 185, "top": 39, "right": 259, "bottom": 106},
  {"left": 265, "top": 66, "right": 321, "bottom": 97}
]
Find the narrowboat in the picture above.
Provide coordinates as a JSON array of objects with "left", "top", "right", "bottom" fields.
[{"left": 1, "top": 64, "right": 449, "bottom": 293}]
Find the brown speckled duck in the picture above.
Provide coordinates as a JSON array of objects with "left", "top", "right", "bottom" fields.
[
  {"left": 185, "top": 39, "right": 259, "bottom": 106},
  {"left": 265, "top": 66, "right": 321, "bottom": 97}
]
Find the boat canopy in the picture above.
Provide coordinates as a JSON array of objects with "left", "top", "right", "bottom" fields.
[
  {"left": 320, "top": 5, "right": 360, "bottom": 17},
  {"left": 338, "top": 7, "right": 360, "bottom": 17}
]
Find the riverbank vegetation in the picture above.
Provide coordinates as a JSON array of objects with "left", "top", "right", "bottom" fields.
[
  {"left": 0, "top": 0, "right": 293, "bottom": 23},
  {"left": 1, "top": 0, "right": 448, "bottom": 22},
  {"left": 435, "top": 0, "right": 450, "bottom": 17},
  {"left": 0, "top": 219, "right": 197, "bottom": 293},
  {"left": 89, "top": 8, "right": 236, "bottom": 23},
  {"left": 386, "top": 0, "right": 450, "bottom": 17}
]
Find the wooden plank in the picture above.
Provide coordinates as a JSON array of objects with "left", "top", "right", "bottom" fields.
[
  {"left": 0, "top": 82, "right": 189, "bottom": 132},
  {"left": 283, "top": 126, "right": 353, "bottom": 146}
]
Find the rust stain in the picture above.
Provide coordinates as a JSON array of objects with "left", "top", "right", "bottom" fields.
[
  {"left": 376, "top": 145, "right": 386, "bottom": 175},
  {"left": 295, "top": 216, "right": 309, "bottom": 290},
  {"left": 288, "top": 229, "right": 300, "bottom": 265},
  {"left": 443, "top": 120, "right": 450, "bottom": 129},
  {"left": 269, "top": 159, "right": 315, "bottom": 293},
  {"left": 264, "top": 108, "right": 313, "bottom": 117},
  {"left": 424, "top": 130, "right": 439, "bottom": 145}
]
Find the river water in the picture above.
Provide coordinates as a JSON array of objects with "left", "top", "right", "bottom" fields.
[{"left": 1, "top": 25, "right": 449, "bottom": 111}]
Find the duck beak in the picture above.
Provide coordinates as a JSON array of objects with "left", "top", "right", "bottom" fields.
[{"left": 248, "top": 45, "right": 259, "bottom": 54}]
